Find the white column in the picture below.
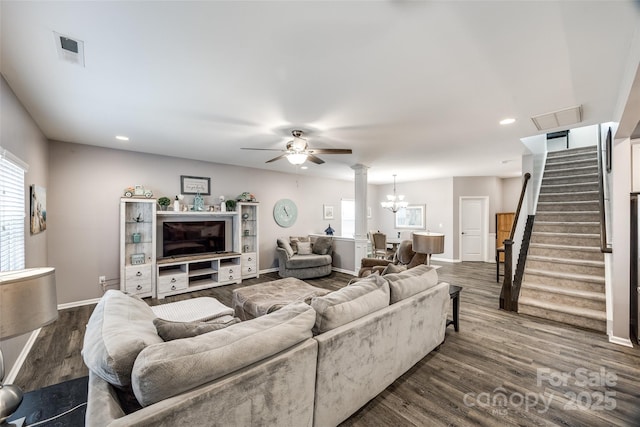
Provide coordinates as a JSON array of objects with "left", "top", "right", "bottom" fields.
[{"left": 351, "top": 164, "right": 369, "bottom": 272}]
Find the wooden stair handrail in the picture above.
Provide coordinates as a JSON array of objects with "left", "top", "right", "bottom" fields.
[
  {"left": 500, "top": 172, "right": 531, "bottom": 311},
  {"left": 597, "top": 128, "right": 613, "bottom": 253},
  {"left": 510, "top": 173, "right": 531, "bottom": 241}
]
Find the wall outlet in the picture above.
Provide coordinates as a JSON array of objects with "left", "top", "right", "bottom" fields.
[{"left": 99, "top": 276, "right": 106, "bottom": 285}]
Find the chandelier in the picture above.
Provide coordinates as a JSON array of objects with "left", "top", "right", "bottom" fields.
[{"left": 381, "top": 174, "right": 408, "bottom": 213}]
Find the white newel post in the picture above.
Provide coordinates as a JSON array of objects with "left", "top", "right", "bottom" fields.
[{"left": 352, "top": 164, "right": 369, "bottom": 273}]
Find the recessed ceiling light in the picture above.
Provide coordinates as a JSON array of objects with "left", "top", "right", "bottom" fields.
[
  {"left": 500, "top": 118, "right": 516, "bottom": 125},
  {"left": 115, "top": 135, "right": 129, "bottom": 141}
]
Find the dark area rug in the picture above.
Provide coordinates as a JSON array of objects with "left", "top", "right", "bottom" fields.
[{"left": 8, "top": 376, "right": 88, "bottom": 426}]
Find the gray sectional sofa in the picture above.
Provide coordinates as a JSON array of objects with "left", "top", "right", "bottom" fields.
[{"left": 83, "top": 264, "right": 449, "bottom": 426}]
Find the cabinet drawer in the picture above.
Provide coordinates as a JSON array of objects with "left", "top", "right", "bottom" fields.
[
  {"left": 218, "top": 265, "right": 239, "bottom": 282},
  {"left": 125, "top": 265, "right": 152, "bottom": 282},
  {"left": 125, "top": 280, "right": 152, "bottom": 295},
  {"left": 241, "top": 253, "right": 257, "bottom": 266},
  {"left": 158, "top": 273, "right": 188, "bottom": 294},
  {"left": 242, "top": 265, "right": 257, "bottom": 276}
]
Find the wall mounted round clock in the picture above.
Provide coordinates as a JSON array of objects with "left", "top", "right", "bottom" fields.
[{"left": 273, "top": 199, "right": 298, "bottom": 228}]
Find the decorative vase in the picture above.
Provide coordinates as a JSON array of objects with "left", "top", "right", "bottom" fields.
[
  {"left": 173, "top": 200, "right": 180, "bottom": 212},
  {"left": 194, "top": 193, "right": 204, "bottom": 211}
]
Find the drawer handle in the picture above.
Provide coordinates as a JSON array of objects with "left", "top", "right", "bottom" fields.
[
  {"left": 171, "top": 285, "right": 176, "bottom": 290},
  {"left": 136, "top": 284, "right": 142, "bottom": 290},
  {"left": 247, "top": 267, "right": 253, "bottom": 272},
  {"left": 229, "top": 269, "right": 234, "bottom": 273},
  {"left": 136, "top": 271, "right": 142, "bottom": 277},
  {"left": 229, "top": 275, "right": 233, "bottom": 280},
  {"left": 170, "top": 278, "right": 176, "bottom": 283},
  {"left": 248, "top": 257, "right": 253, "bottom": 262}
]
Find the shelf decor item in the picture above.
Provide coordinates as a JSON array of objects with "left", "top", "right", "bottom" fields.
[
  {"left": 180, "top": 175, "right": 211, "bottom": 195},
  {"left": 132, "top": 233, "right": 141, "bottom": 243},
  {"left": 225, "top": 199, "right": 237, "bottom": 212},
  {"left": 325, "top": 224, "right": 335, "bottom": 236},
  {"left": 158, "top": 197, "right": 171, "bottom": 211},
  {"left": 131, "top": 253, "right": 145, "bottom": 265},
  {"left": 194, "top": 193, "right": 205, "bottom": 211}
]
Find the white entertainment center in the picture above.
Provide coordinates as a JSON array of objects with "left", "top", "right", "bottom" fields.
[{"left": 119, "top": 198, "right": 259, "bottom": 299}]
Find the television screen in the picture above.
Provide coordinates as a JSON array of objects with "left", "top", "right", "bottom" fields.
[{"left": 162, "top": 221, "right": 225, "bottom": 257}]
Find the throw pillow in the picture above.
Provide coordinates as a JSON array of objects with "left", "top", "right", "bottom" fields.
[
  {"left": 382, "top": 263, "right": 406, "bottom": 275},
  {"left": 297, "top": 241, "right": 313, "bottom": 254},
  {"left": 153, "top": 317, "right": 240, "bottom": 341},
  {"left": 289, "top": 236, "right": 310, "bottom": 253},
  {"left": 276, "top": 237, "right": 295, "bottom": 258},
  {"left": 312, "top": 236, "right": 333, "bottom": 255}
]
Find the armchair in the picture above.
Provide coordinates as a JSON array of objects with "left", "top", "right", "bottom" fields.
[
  {"left": 276, "top": 236, "right": 333, "bottom": 279},
  {"left": 358, "top": 240, "right": 427, "bottom": 278}
]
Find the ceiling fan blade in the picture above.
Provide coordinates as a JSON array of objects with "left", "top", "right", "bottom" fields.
[
  {"left": 308, "top": 148, "right": 353, "bottom": 155},
  {"left": 307, "top": 154, "right": 325, "bottom": 164},
  {"left": 265, "top": 153, "right": 288, "bottom": 163},
  {"left": 241, "top": 147, "right": 284, "bottom": 152}
]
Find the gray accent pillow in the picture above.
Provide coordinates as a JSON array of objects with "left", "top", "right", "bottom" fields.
[
  {"left": 153, "top": 317, "right": 240, "bottom": 341},
  {"left": 289, "top": 236, "right": 310, "bottom": 253},
  {"left": 383, "top": 264, "right": 439, "bottom": 304},
  {"left": 277, "top": 237, "right": 295, "bottom": 257},
  {"left": 312, "top": 236, "right": 333, "bottom": 255},
  {"left": 297, "top": 241, "right": 313, "bottom": 254},
  {"left": 311, "top": 274, "right": 389, "bottom": 334},
  {"left": 82, "top": 290, "right": 163, "bottom": 387}
]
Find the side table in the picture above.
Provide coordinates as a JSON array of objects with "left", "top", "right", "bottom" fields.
[{"left": 447, "top": 285, "right": 462, "bottom": 332}]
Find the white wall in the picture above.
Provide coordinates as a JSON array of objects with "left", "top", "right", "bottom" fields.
[
  {"left": 48, "top": 140, "right": 376, "bottom": 304},
  {"left": 0, "top": 76, "right": 50, "bottom": 380},
  {"left": 501, "top": 177, "right": 522, "bottom": 212}
]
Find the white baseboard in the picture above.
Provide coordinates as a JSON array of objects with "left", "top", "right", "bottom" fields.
[
  {"left": 332, "top": 267, "right": 357, "bottom": 276},
  {"left": 4, "top": 328, "right": 41, "bottom": 384},
  {"left": 608, "top": 335, "right": 634, "bottom": 348},
  {"left": 58, "top": 298, "right": 101, "bottom": 310},
  {"left": 260, "top": 267, "right": 279, "bottom": 274}
]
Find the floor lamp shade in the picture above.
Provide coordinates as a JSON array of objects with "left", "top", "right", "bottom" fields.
[
  {"left": 412, "top": 232, "right": 445, "bottom": 266},
  {"left": 0, "top": 268, "right": 58, "bottom": 340},
  {"left": 1, "top": 267, "right": 57, "bottom": 426}
]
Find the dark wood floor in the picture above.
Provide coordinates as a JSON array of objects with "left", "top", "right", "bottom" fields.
[{"left": 15, "top": 262, "right": 640, "bottom": 426}]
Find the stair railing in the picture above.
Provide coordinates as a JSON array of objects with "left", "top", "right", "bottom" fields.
[
  {"left": 500, "top": 172, "right": 531, "bottom": 311},
  {"left": 597, "top": 127, "right": 612, "bottom": 254}
]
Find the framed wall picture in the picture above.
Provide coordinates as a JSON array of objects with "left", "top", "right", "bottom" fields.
[
  {"left": 323, "top": 205, "right": 334, "bottom": 220},
  {"left": 30, "top": 185, "right": 47, "bottom": 234},
  {"left": 395, "top": 204, "right": 425, "bottom": 229},
  {"left": 180, "top": 175, "right": 211, "bottom": 195}
]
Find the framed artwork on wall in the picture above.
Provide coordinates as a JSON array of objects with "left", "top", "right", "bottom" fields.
[
  {"left": 30, "top": 184, "right": 47, "bottom": 234},
  {"left": 180, "top": 175, "right": 211, "bottom": 195},
  {"left": 323, "top": 205, "right": 334, "bottom": 220},
  {"left": 395, "top": 204, "right": 425, "bottom": 229}
]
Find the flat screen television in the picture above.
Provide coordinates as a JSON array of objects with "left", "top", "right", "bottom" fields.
[{"left": 162, "top": 220, "right": 226, "bottom": 258}]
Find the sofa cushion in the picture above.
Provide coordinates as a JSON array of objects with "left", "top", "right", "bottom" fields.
[
  {"left": 131, "top": 301, "right": 316, "bottom": 407},
  {"left": 297, "top": 241, "right": 313, "bottom": 254},
  {"left": 286, "top": 253, "right": 332, "bottom": 269},
  {"left": 311, "top": 274, "right": 390, "bottom": 334},
  {"left": 312, "top": 236, "right": 333, "bottom": 255},
  {"left": 383, "top": 264, "right": 439, "bottom": 304},
  {"left": 82, "top": 290, "right": 163, "bottom": 387},
  {"left": 153, "top": 317, "right": 240, "bottom": 341},
  {"left": 277, "top": 237, "right": 295, "bottom": 257}
]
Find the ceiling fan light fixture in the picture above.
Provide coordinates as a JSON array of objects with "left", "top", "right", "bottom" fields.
[{"left": 287, "top": 153, "right": 308, "bottom": 165}]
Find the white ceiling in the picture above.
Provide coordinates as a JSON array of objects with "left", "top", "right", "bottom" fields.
[{"left": 2, "top": 1, "right": 639, "bottom": 184}]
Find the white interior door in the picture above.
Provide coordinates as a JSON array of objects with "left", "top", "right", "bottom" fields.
[{"left": 460, "top": 197, "right": 487, "bottom": 262}]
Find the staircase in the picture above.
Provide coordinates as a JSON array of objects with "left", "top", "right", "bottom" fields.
[{"left": 518, "top": 146, "right": 606, "bottom": 332}]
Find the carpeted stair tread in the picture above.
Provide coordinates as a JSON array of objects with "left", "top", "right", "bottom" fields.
[
  {"left": 531, "top": 231, "right": 600, "bottom": 238},
  {"left": 518, "top": 297, "right": 606, "bottom": 321},
  {"left": 526, "top": 254, "right": 604, "bottom": 268},
  {"left": 520, "top": 282, "right": 605, "bottom": 301},
  {"left": 544, "top": 159, "right": 598, "bottom": 169},
  {"left": 540, "top": 182, "right": 598, "bottom": 192},
  {"left": 528, "top": 242, "right": 602, "bottom": 252},
  {"left": 523, "top": 268, "right": 605, "bottom": 284}
]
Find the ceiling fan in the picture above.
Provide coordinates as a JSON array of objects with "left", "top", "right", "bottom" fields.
[{"left": 241, "top": 130, "right": 353, "bottom": 165}]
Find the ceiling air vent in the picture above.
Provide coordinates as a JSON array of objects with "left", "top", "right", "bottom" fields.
[
  {"left": 531, "top": 105, "right": 582, "bottom": 131},
  {"left": 54, "top": 32, "right": 85, "bottom": 67}
]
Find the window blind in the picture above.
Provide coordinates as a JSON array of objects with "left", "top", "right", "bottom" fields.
[{"left": 0, "top": 147, "right": 28, "bottom": 271}]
